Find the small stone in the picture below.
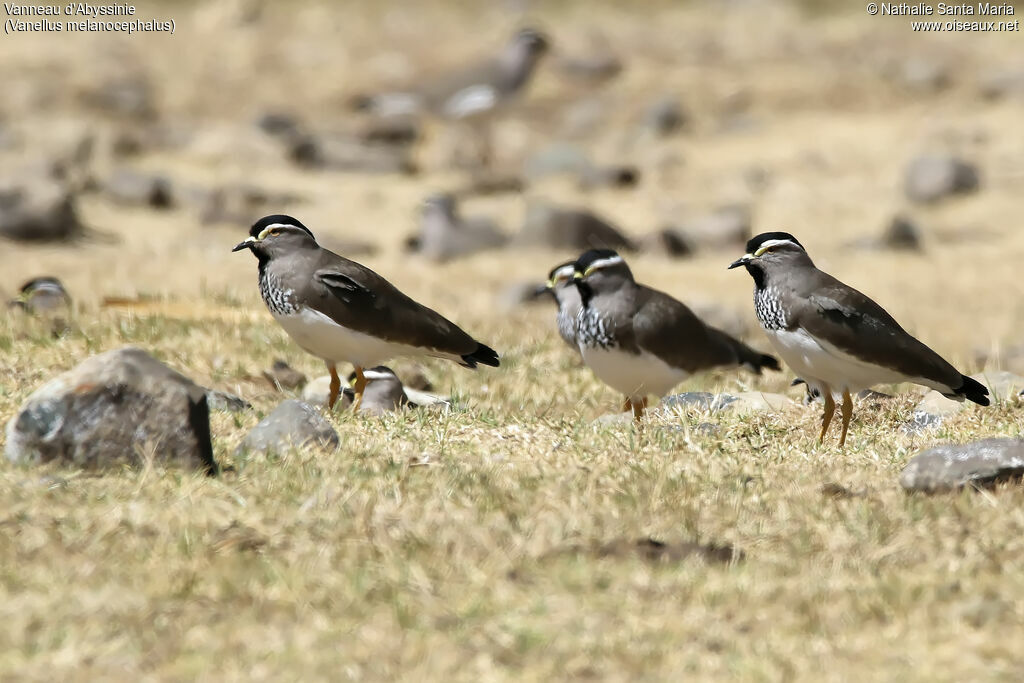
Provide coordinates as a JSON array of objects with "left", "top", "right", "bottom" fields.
[
  {"left": 899, "top": 438, "right": 1024, "bottom": 492},
  {"left": 103, "top": 169, "right": 174, "bottom": 209},
  {"left": 901, "top": 390, "right": 965, "bottom": 433},
  {"left": 263, "top": 359, "right": 307, "bottom": 391},
  {"left": 80, "top": 75, "right": 155, "bottom": 119},
  {"left": 288, "top": 134, "right": 417, "bottom": 175},
  {"left": 256, "top": 111, "right": 303, "bottom": 140},
  {"left": 638, "top": 229, "right": 694, "bottom": 259},
  {"left": 206, "top": 390, "right": 251, "bottom": 413},
  {"left": 578, "top": 165, "right": 640, "bottom": 191},
  {"left": 971, "top": 370, "right": 1024, "bottom": 401},
  {"left": 881, "top": 214, "right": 923, "bottom": 251},
  {"left": 235, "top": 400, "right": 339, "bottom": 456},
  {"left": 300, "top": 375, "right": 346, "bottom": 408},
  {"left": 523, "top": 143, "right": 591, "bottom": 180},
  {"left": 660, "top": 392, "right": 738, "bottom": 412},
  {"left": 674, "top": 204, "right": 751, "bottom": 250},
  {"left": 904, "top": 154, "right": 980, "bottom": 204},
  {"left": 0, "top": 176, "right": 83, "bottom": 242},
  {"left": 5, "top": 346, "right": 217, "bottom": 473},
  {"left": 893, "top": 57, "right": 950, "bottom": 92},
  {"left": 723, "top": 392, "right": 794, "bottom": 414},
  {"left": 554, "top": 53, "right": 623, "bottom": 86},
  {"left": 518, "top": 202, "right": 635, "bottom": 252},
  {"left": 641, "top": 96, "right": 688, "bottom": 137},
  {"left": 978, "top": 68, "right": 1024, "bottom": 100}
]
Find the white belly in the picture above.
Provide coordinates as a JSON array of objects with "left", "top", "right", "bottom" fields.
[
  {"left": 581, "top": 346, "right": 689, "bottom": 400},
  {"left": 766, "top": 328, "right": 944, "bottom": 395},
  {"left": 274, "top": 307, "right": 439, "bottom": 368}
]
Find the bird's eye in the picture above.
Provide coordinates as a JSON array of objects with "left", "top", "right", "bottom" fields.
[{"left": 269, "top": 228, "right": 282, "bottom": 236}]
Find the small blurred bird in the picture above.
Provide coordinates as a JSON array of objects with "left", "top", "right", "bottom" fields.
[
  {"left": 8, "top": 277, "right": 72, "bottom": 314},
  {"left": 406, "top": 193, "right": 507, "bottom": 262}
]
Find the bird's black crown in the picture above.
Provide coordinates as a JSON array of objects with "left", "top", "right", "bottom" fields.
[
  {"left": 249, "top": 215, "right": 315, "bottom": 240},
  {"left": 575, "top": 248, "right": 621, "bottom": 271},
  {"left": 744, "top": 232, "right": 804, "bottom": 254}
]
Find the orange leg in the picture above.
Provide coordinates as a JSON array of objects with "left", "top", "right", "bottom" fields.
[
  {"left": 839, "top": 388, "right": 854, "bottom": 448},
  {"left": 622, "top": 397, "right": 633, "bottom": 414},
  {"left": 351, "top": 366, "right": 367, "bottom": 413},
  {"left": 631, "top": 397, "right": 648, "bottom": 423},
  {"left": 327, "top": 364, "right": 341, "bottom": 410},
  {"left": 819, "top": 385, "right": 836, "bottom": 444}
]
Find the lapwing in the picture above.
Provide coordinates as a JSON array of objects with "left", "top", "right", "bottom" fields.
[
  {"left": 352, "top": 28, "right": 549, "bottom": 121},
  {"left": 233, "top": 215, "right": 499, "bottom": 411},
  {"left": 729, "top": 232, "right": 989, "bottom": 446},
  {"left": 539, "top": 260, "right": 582, "bottom": 353},
  {"left": 8, "top": 277, "right": 71, "bottom": 313},
  {"left": 571, "top": 249, "right": 780, "bottom": 420},
  {"left": 352, "top": 28, "right": 549, "bottom": 166},
  {"left": 344, "top": 366, "right": 410, "bottom": 415}
]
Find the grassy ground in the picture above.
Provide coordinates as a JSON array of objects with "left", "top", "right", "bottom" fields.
[{"left": 2, "top": 1, "right": 1024, "bottom": 680}]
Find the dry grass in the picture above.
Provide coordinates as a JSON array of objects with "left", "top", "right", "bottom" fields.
[{"left": 2, "top": 1, "right": 1024, "bottom": 680}]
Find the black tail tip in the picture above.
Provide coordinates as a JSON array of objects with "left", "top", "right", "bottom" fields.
[
  {"left": 960, "top": 375, "right": 990, "bottom": 406},
  {"left": 760, "top": 354, "right": 782, "bottom": 372},
  {"left": 463, "top": 343, "right": 500, "bottom": 368}
]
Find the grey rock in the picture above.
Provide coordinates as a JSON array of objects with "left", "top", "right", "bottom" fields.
[
  {"left": 5, "top": 346, "right": 217, "bottom": 473},
  {"left": 256, "top": 111, "right": 303, "bottom": 140},
  {"left": 674, "top": 204, "right": 751, "bottom": 250},
  {"left": 979, "top": 68, "right": 1024, "bottom": 100},
  {"left": 206, "top": 390, "right": 251, "bottom": 413},
  {"left": 554, "top": 53, "right": 622, "bottom": 86},
  {"left": 263, "top": 359, "right": 307, "bottom": 391},
  {"left": 639, "top": 228, "right": 694, "bottom": 259},
  {"left": 641, "top": 96, "right": 688, "bottom": 137},
  {"left": 235, "top": 400, "right": 339, "bottom": 456},
  {"left": 197, "top": 183, "right": 303, "bottom": 228},
  {"left": 881, "top": 214, "right": 923, "bottom": 251},
  {"left": 893, "top": 57, "right": 950, "bottom": 92},
  {"left": 455, "top": 173, "right": 525, "bottom": 198},
  {"left": 301, "top": 376, "right": 349, "bottom": 409},
  {"left": 900, "top": 438, "right": 1024, "bottom": 492},
  {"left": 0, "top": 176, "right": 83, "bottom": 241},
  {"left": 81, "top": 75, "right": 155, "bottom": 119},
  {"left": 518, "top": 202, "right": 635, "bottom": 251},
  {"left": 660, "top": 392, "right": 738, "bottom": 412},
  {"left": 357, "top": 116, "right": 420, "bottom": 146},
  {"left": 289, "top": 134, "right": 417, "bottom": 175},
  {"left": 900, "top": 390, "right": 965, "bottom": 434},
  {"left": 103, "top": 169, "right": 175, "bottom": 209},
  {"left": 904, "top": 154, "right": 980, "bottom": 204},
  {"left": 409, "top": 193, "right": 507, "bottom": 262},
  {"left": 523, "top": 143, "right": 591, "bottom": 180}
]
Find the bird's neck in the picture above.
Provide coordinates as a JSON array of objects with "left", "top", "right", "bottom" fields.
[{"left": 745, "top": 263, "right": 768, "bottom": 290}]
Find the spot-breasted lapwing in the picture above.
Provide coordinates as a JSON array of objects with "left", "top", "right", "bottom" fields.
[
  {"left": 729, "top": 232, "right": 988, "bottom": 446},
  {"left": 234, "top": 215, "right": 499, "bottom": 411},
  {"left": 572, "top": 249, "right": 780, "bottom": 421}
]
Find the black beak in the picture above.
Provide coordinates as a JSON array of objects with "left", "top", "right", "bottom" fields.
[
  {"left": 232, "top": 240, "right": 253, "bottom": 252},
  {"left": 727, "top": 257, "right": 747, "bottom": 270},
  {"left": 533, "top": 283, "right": 553, "bottom": 299}
]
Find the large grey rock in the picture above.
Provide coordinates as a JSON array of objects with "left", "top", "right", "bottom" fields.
[
  {"left": 673, "top": 204, "right": 751, "bottom": 250},
  {"left": 289, "top": 134, "right": 417, "bottom": 175},
  {"left": 103, "top": 169, "right": 175, "bottom": 209},
  {"left": 5, "top": 346, "right": 217, "bottom": 473},
  {"left": 0, "top": 177, "right": 83, "bottom": 241},
  {"left": 518, "top": 202, "right": 635, "bottom": 251},
  {"left": 235, "top": 400, "right": 339, "bottom": 456},
  {"left": 660, "top": 392, "right": 738, "bottom": 412},
  {"left": 900, "top": 439, "right": 1024, "bottom": 492},
  {"left": 904, "top": 154, "right": 980, "bottom": 204}
]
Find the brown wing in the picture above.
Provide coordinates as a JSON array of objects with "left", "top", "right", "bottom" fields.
[
  {"left": 631, "top": 286, "right": 744, "bottom": 373},
  {"left": 307, "top": 251, "right": 480, "bottom": 358},
  {"left": 793, "top": 272, "right": 962, "bottom": 389}
]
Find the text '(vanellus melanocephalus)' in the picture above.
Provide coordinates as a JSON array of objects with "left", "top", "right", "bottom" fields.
[
  {"left": 729, "top": 232, "right": 989, "bottom": 446},
  {"left": 572, "top": 249, "right": 780, "bottom": 421},
  {"left": 233, "top": 215, "right": 499, "bottom": 411}
]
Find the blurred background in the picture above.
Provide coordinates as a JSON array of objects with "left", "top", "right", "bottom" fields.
[{"left": 1, "top": 0, "right": 1023, "bottom": 373}]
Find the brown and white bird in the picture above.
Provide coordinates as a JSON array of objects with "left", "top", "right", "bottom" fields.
[
  {"left": 572, "top": 249, "right": 780, "bottom": 420},
  {"left": 233, "top": 215, "right": 499, "bottom": 411},
  {"left": 729, "top": 232, "right": 989, "bottom": 446},
  {"left": 352, "top": 28, "right": 549, "bottom": 121}
]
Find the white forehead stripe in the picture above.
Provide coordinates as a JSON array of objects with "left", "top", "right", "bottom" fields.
[
  {"left": 754, "top": 239, "right": 801, "bottom": 256},
  {"left": 257, "top": 223, "right": 297, "bottom": 240},
  {"left": 583, "top": 255, "right": 624, "bottom": 273},
  {"left": 552, "top": 264, "right": 575, "bottom": 279},
  {"left": 362, "top": 369, "right": 395, "bottom": 381}
]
